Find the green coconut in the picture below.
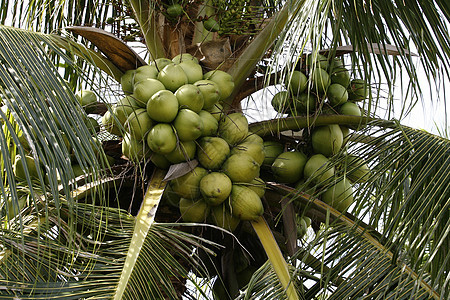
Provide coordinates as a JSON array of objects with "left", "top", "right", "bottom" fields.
[
  {"left": 146, "top": 123, "right": 177, "bottom": 154},
  {"left": 175, "top": 84, "right": 204, "bottom": 112},
  {"left": 200, "top": 172, "right": 232, "bottom": 206},
  {"left": 165, "top": 140, "right": 197, "bottom": 164},
  {"left": 194, "top": 80, "right": 221, "bottom": 110},
  {"left": 262, "top": 141, "right": 284, "bottom": 166},
  {"left": 348, "top": 79, "right": 370, "bottom": 101},
  {"left": 303, "top": 154, "right": 335, "bottom": 185},
  {"left": 171, "top": 167, "right": 208, "bottom": 199},
  {"left": 230, "top": 185, "right": 264, "bottom": 221},
  {"left": 327, "top": 83, "right": 348, "bottom": 107},
  {"left": 197, "top": 137, "right": 230, "bottom": 170},
  {"left": 198, "top": 110, "right": 218, "bottom": 137},
  {"left": 124, "top": 108, "right": 153, "bottom": 141},
  {"left": 230, "top": 141, "right": 265, "bottom": 166},
  {"left": 322, "top": 178, "right": 353, "bottom": 212},
  {"left": 173, "top": 109, "right": 203, "bottom": 141},
  {"left": 157, "top": 64, "right": 188, "bottom": 92},
  {"left": 218, "top": 113, "right": 249, "bottom": 145},
  {"left": 344, "top": 155, "right": 371, "bottom": 183},
  {"left": 210, "top": 204, "right": 240, "bottom": 232},
  {"left": 203, "top": 70, "right": 234, "bottom": 100},
  {"left": 311, "top": 125, "right": 344, "bottom": 157},
  {"left": 222, "top": 153, "right": 260, "bottom": 183},
  {"left": 287, "top": 70, "right": 308, "bottom": 95},
  {"left": 271, "top": 151, "right": 307, "bottom": 184},
  {"left": 339, "top": 102, "right": 362, "bottom": 116},
  {"left": 146, "top": 89, "right": 179, "bottom": 123},
  {"left": 133, "top": 78, "right": 166, "bottom": 107},
  {"left": 179, "top": 198, "right": 209, "bottom": 222}
]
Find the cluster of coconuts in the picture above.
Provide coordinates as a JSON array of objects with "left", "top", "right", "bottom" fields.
[
  {"left": 101, "top": 53, "right": 235, "bottom": 165},
  {"left": 101, "top": 53, "right": 265, "bottom": 226},
  {"left": 263, "top": 123, "right": 371, "bottom": 213},
  {"left": 271, "top": 53, "right": 369, "bottom": 118},
  {"left": 165, "top": 112, "right": 267, "bottom": 229}
]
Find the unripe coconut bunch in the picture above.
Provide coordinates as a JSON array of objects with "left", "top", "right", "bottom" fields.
[
  {"left": 105, "top": 53, "right": 266, "bottom": 227},
  {"left": 270, "top": 53, "right": 368, "bottom": 118},
  {"left": 102, "top": 53, "right": 235, "bottom": 164},
  {"left": 171, "top": 115, "right": 267, "bottom": 228},
  {"left": 268, "top": 123, "right": 371, "bottom": 213}
]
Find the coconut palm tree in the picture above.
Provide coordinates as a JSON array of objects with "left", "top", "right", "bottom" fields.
[{"left": 0, "top": 0, "right": 448, "bottom": 299}]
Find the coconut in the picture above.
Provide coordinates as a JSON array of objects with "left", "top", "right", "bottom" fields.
[
  {"left": 322, "top": 178, "right": 353, "bottom": 212},
  {"left": 171, "top": 167, "right": 208, "bottom": 199},
  {"left": 161, "top": 184, "right": 180, "bottom": 208},
  {"left": 311, "top": 125, "right": 344, "bottom": 157},
  {"left": 247, "top": 177, "right": 265, "bottom": 197},
  {"left": 165, "top": 140, "right": 196, "bottom": 164},
  {"left": 271, "top": 91, "right": 290, "bottom": 113},
  {"left": 218, "top": 113, "right": 249, "bottom": 145},
  {"left": 147, "top": 123, "right": 177, "bottom": 154},
  {"left": 243, "top": 133, "right": 264, "bottom": 145},
  {"left": 146, "top": 89, "right": 179, "bottom": 123},
  {"left": 133, "top": 78, "right": 166, "bottom": 107},
  {"left": 271, "top": 151, "right": 307, "bottom": 183},
  {"left": 348, "top": 79, "right": 370, "bottom": 101},
  {"left": 150, "top": 152, "right": 172, "bottom": 169},
  {"left": 288, "top": 70, "right": 308, "bottom": 95},
  {"left": 124, "top": 108, "right": 153, "bottom": 141},
  {"left": 166, "top": 3, "right": 183, "bottom": 18},
  {"left": 157, "top": 64, "right": 188, "bottom": 92},
  {"left": 210, "top": 204, "right": 240, "bottom": 231},
  {"left": 311, "top": 68, "right": 331, "bottom": 94},
  {"left": 14, "top": 154, "right": 41, "bottom": 180},
  {"left": 173, "top": 109, "right": 203, "bottom": 141},
  {"left": 175, "top": 84, "right": 204, "bottom": 112},
  {"left": 330, "top": 66, "right": 351, "bottom": 87},
  {"left": 340, "top": 126, "right": 351, "bottom": 145},
  {"left": 344, "top": 155, "right": 371, "bottom": 183},
  {"left": 328, "top": 58, "right": 344, "bottom": 72},
  {"left": 76, "top": 90, "right": 97, "bottom": 112},
  {"left": 200, "top": 172, "right": 232, "bottom": 206},
  {"left": 230, "top": 141, "right": 265, "bottom": 166},
  {"left": 339, "top": 102, "right": 362, "bottom": 116},
  {"left": 172, "top": 53, "right": 198, "bottom": 64},
  {"left": 179, "top": 61, "right": 203, "bottom": 84},
  {"left": 230, "top": 185, "right": 264, "bottom": 221},
  {"left": 203, "top": 18, "right": 220, "bottom": 32},
  {"left": 134, "top": 65, "right": 158, "bottom": 83},
  {"left": 84, "top": 116, "right": 100, "bottom": 134},
  {"left": 327, "top": 83, "right": 348, "bottom": 107},
  {"left": 150, "top": 58, "right": 173, "bottom": 71},
  {"left": 303, "top": 154, "right": 335, "bottom": 185},
  {"left": 122, "top": 133, "right": 150, "bottom": 162},
  {"left": 203, "top": 70, "right": 234, "bottom": 100},
  {"left": 306, "top": 53, "right": 329, "bottom": 70},
  {"left": 113, "top": 95, "right": 140, "bottom": 125},
  {"left": 102, "top": 110, "right": 121, "bottom": 136},
  {"left": 179, "top": 198, "right": 209, "bottom": 222},
  {"left": 291, "top": 93, "right": 317, "bottom": 114},
  {"left": 194, "top": 80, "right": 221, "bottom": 110},
  {"left": 198, "top": 110, "right": 218, "bottom": 137},
  {"left": 120, "top": 69, "right": 135, "bottom": 94},
  {"left": 263, "top": 141, "right": 284, "bottom": 166},
  {"left": 222, "top": 153, "right": 260, "bottom": 183},
  {"left": 207, "top": 103, "right": 224, "bottom": 121},
  {"left": 197, "top": 137, "right": 230, "bottom": 170}
]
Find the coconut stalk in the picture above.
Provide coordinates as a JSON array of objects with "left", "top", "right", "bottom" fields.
[
  {"left": 114, "top": 168, "right": 167, "bottom": 300},
  {"left": 251, "top": 216, "right": 300, "bottom": 300}
]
